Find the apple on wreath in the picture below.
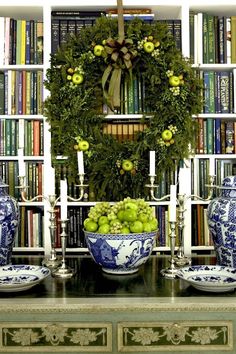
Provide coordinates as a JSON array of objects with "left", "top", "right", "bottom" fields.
[
  {"left": 94, "top": 44, "right": 104, "bottom": 56},
  {"left": 161, "top": 129, "right": 173, "bottom": 141},
  {"left": 169, "top": 75, "right": 180, "bottom": 87},
  {"left": 78, "top": 140, "right": 90, "bottom": 151},
  {"left": 143, "top": 41, "right": 155, "bottom": 53},
  {"left": 121, "top": 160, "right": 134, "bottom": 172}
]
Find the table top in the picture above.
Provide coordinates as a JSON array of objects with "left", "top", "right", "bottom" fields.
[{"left": 0, "top": 253, "right": 235, "bottom": 300}]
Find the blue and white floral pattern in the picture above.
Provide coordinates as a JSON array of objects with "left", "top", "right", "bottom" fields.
[
  {"left": 177, "top": 265, "right": 236, "bottom": 292},
  {"left": 0, "top": 181, "right": 19, "bottom": 266},
  {"left": 0, "top": 265, "right": 50, "bottom": 292},
  {"left": 207, "top": 176, "right": 236, "bottom": 267},
  {"left": 84, "top": 231, "right": 157, "bottom": 274}
]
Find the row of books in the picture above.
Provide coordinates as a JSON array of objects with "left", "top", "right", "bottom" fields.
[
  {"left": 1, "top": 161, "right": 43, "bottom": 200},
  {"left": 0, "top": 17, "right": 43, "bottom": 65},
  {"left": 191, "top": 158, "right": 236, "bottom": 199},
  {"left": 102, "top": 122, "right": 147, "bottom": 141},
  {"left": 103, "top": 75, "right": 151, "bottom": 115},
  {"left": 14, "top": 206, "right": 44, "bottom": 248},
  {"left": 0, "top": 119, "right": 44, "bottom": 156},
  {"left": 0, "top": 70, "right": 44, "bottom": 115},
  {"left": 189, "top": 12, "right": 236, "bottom": 64},
  {"left": 51, "top": 10, "right": 106, "bottom": 54},
  {"left": 202, "top": 70, "right": 234, "bottom": 114},
  {"left": 191, "top": 205, "right": 212, "bottom": 246},
  {"left": 51, "top": 9, "right": 182, "bottom": 55},
  {"left": 195, "top": 118, "right": 236, "bottom": 155}
]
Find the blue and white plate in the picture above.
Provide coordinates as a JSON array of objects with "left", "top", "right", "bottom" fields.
[
  {"left": 0, "top": 265, "right": 50, "bottom": 292},
  {"left": 177, "top": 265, "right": 236, "bottom": 293}
]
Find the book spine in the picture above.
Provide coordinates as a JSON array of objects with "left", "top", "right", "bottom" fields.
[
  {"left": 0, "top": 72, "right": 5, "bottom": 115},
  {"left": 231, "top": 16, "right": 236, "bottom": 63}
]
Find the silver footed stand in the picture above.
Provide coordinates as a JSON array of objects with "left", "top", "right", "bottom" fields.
[
  {"left": 52, "top": 219, "right": 74, "bottom": 278},
  {"left": 42, "top": 195, "right": 62, "bottom": 268},
  {"left": 161, "top": 221, "right": 179, "bottom": 278},
  {"left": 174, "top": 194, "right": 191, "bottom": 266}
]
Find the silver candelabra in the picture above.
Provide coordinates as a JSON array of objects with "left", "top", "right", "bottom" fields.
[
  {"left": 51, "top": 173, "right": 88, "bottom": 278},
  {"left": 17, "top": 173, "right": 88, "bottom": 272},
  {"left": 175, "top": 174, "right": 216, "bottom": 266}
]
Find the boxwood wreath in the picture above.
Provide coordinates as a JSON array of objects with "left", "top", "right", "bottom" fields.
[{"left": 44, "top": 16, "right": 202, "bottom": 201}]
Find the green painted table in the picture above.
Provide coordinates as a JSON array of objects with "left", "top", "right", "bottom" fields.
[{"left": 0, "top": 254, "right": 235, "bottom": 354}]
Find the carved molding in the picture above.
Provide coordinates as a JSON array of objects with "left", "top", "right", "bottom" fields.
[
  {"left": 118, "top": 321, "right": 233, "bottom": 352},
  {"left": 1, "top": 301, "right": 236, "bottom": 314},
  {"left": 0, "top": 322, "right": 112, "bottom": 352}
]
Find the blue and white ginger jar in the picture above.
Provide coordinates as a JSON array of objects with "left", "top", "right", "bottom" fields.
[
  {"left": 0, "top": 179, "right": 19, "bottom": 266},
  {"left": 207, "top": 176, "right": 236, "bottom": 267}
]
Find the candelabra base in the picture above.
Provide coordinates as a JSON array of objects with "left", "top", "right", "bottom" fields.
[
  {"left": 42, "top": 256, "right": 62, "bottom": 269},
  {"left": 52, "top": 265, "right": 75, "bottom": 279},
  {"left": 160, "top": 267, "right": 179, "bottom": 279},
  {"left": 174, "top": 255, "right": 191, "bottom": 267}
]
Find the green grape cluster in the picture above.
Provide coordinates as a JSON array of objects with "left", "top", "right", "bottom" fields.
[
  {"left": 84, "top": 198, "right": 158, "bottom": 234},
  {"left": 88, "top": 202, "right": 111, "bottom": 222}
]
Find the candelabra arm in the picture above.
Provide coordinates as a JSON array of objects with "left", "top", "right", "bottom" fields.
[
  {"left": 17, "top": 176, "right": 48, "bottom": 203},
  {"left": 67, "top": 174, "right": 88, "bottom": 202},
  {"left": 146, "top": 175, "right": 171, "bottom": 201},
  {"left": 190, "top": 175, "right": 216, "bottom": 202}
]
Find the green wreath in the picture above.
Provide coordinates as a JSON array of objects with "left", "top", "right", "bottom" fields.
[{"left": 44, "top": 16, "right": 202, "bottom": 201}]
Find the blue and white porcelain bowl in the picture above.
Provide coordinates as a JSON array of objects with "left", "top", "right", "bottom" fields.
[
  {"left": 207, "top": 176, "right": 236, "bottom": 267},
  {"left": 84, "top": 230, "right": 157, "bottom": 274}
]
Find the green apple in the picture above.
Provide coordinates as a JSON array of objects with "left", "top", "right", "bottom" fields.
[
  {"left": 94, "top": 44, "right": 104, "bottom": 56},
  {"left": 84, "top": 220, "right": 98, "bottom": 232},
  {"left": 120, "top": 226, "right": 130, "bottom": 234},
  {"left": 98, "top": 215, "right": 109, "bottom": 226},
  {"left": 125, "top": 202, "right": 138, "bottom": 211},
  {"left": 98, "top": 224, "right": 110, "bottom": 234},
  {"left": 143, "top": 222, "right": 152, "bottom": 232},
  {"left": 83, "top": 218, "right": 91, "bottom": 227},
  {"left": 161, "top": 129, "right": 173, "bottom": 141},
  {"left": 123, "top": 209, "right": 137, "bottom": 222},
  {"left": 143, "top": 41, "right": 155, "bottom": 53},
  {"left": 78, "top": 140, "right": 89, "bottom": 151},
  {"left": 117, "top": 210, "right": 125, "bottom": 221},
  {"left": 149, "top": 218, "right": 158, "bottom": 231},
  {"left": 169, "top": 75, "right": 180, "bottom": 87},
  {"left": 130, "top": 220, "right": 144, "bottom": 233},
  {"left": 138, "top": 212, "right": 149, "bottom": 223},
  {"left": 72, "top": 73, "right": 84, "bottom": 85},
  {"left": 122, "top": 160, "right": 134, "bottom": 171}
]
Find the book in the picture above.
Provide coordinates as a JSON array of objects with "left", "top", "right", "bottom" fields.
[
  {"left": 225, "top": 121, "right": 234, "bottom": 153},
  {"left": 219, "top": 71, "right": 230, "bottom": 113},
  {"left": 51, "top": 10, "right": 106, "bottom": 18},
  {"left": 4, "top": 17, "right": 11, "bottom": 65},
  {"left": 231, "top": 16, "right": 236, "bottom": 63},
  {"left": 36, "top": 21, "right": 43, "bottom": 64},
  {"left": 20, "top": 19, "right": 26, "bottom": 64},
  {"left": 0, "top": 17, "right": 4, "bottom": 65},
  {"left": 0, "top": 72, "right": 5, "bottom": 115}
]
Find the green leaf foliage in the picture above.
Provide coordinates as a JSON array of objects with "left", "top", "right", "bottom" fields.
[{"left": 44, "top": 17, "right": 202, "bottom": 201}]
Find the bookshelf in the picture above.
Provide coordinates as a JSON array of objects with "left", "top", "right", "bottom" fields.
[{"left": 0, "top": 0, "right": 236, "bottom": 257}]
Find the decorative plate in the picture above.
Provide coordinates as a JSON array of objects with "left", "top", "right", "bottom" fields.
[
  {"left": 177, "top": 265, "right": 236, "bottom": 293},
  {"left": 0, "top": 265, "right": 50, "bottom": 292}
]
